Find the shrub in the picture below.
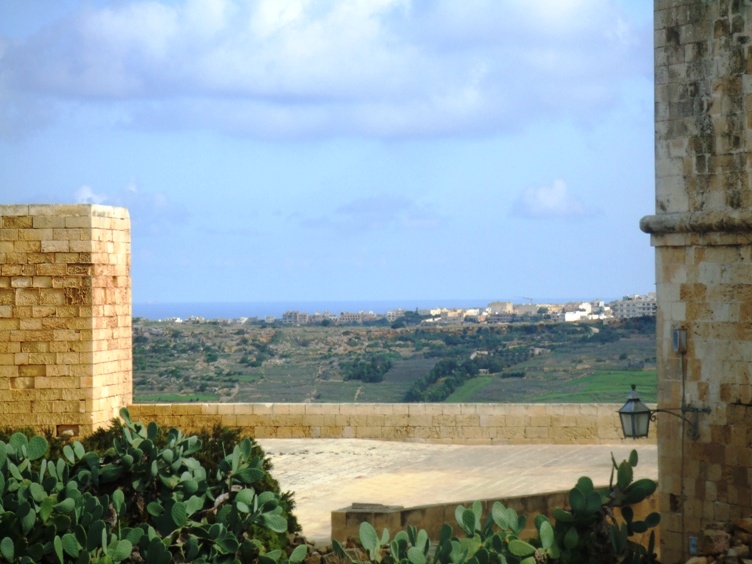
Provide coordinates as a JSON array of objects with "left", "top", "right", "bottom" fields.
[{"left": 0, "top": 409, "right": 305, "bottom": 563}]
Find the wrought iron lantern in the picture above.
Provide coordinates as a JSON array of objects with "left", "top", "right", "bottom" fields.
[
  {"left": 618, "top": 385, "right": 652, "bottom": 439},
  {"left": 618, "top": 384, "right": 711, "bottom": 440}
]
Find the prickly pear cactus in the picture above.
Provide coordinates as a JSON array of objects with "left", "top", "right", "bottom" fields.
[{"left": 0, "top": 409, "right": 305, "bottom": 564}]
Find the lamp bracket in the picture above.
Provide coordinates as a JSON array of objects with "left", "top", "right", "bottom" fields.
[{"left": 651, "top": 406, "right": 711, "bottom": 440}]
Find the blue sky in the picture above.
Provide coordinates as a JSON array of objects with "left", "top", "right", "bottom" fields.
[{"left": 0, "top": 0, "right": 655, "bottom": 304}]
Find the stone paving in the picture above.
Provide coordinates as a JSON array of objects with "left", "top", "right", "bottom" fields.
[{"left": 257, "top": 439, "right": 658, "bottom": 546}]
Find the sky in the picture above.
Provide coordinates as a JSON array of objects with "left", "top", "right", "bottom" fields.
[{"left": 0, "top": 0, "right": 655, "bottom": 305}]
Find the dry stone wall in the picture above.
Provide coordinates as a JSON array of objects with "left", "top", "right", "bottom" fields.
[
  {"left": 127, "top": 402, "right": 655, "bottom": 445},
  {"left": 644, "top": 1, "right": 752, "bottom": 561},
  {"left": 0, "top": 204, "right": 132, "bottom": 435}
]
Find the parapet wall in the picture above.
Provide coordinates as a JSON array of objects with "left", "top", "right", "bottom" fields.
[{"left": 127, "top": 402, "right": 656, "bottom": 445}]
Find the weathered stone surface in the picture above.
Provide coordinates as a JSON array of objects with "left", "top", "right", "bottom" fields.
[
  {"left": 698, "top": 529, "right": 730, "bottom": 555},
  {"left": 650, "top": 1, "right": 752, "bottom": 561},
  {"left": 0, "top": 205, "right": 132, "bottom": 435}
]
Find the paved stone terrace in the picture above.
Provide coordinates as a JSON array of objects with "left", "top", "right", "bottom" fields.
[{"left": 256, "top": 439, "right": 658, "bottom": 546}]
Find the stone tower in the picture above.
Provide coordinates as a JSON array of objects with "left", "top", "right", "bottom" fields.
[
  {"left": 0, "top": 204, "right": 132, "bottom": 436},
  {"left": 644, "top": 1, "right": 752, "bottom": 561}
]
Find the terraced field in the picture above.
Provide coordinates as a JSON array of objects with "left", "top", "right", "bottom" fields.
[{"left": 132, "top": 318, "right": 656, "bottom": 404}]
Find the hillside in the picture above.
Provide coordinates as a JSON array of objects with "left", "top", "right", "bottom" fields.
[{"left": 132, "top": 317, "right": 656, "bottom": 404}]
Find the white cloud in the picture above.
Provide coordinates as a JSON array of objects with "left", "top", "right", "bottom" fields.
[
  {"left": 511, "top": 179, "right": 588, "bottom": 220},
  {"left": 74, "top": 185, "right": 108, "bottom": 204},
  {"left": 0, "top": 0, "right": 651, "bottom": 139}
]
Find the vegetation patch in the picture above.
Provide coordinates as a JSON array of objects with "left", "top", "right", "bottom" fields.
[
  {"left": 133, "top": 318, "right": 657, "bottom": 404},
  {"left": 0, "top": 411, "right": 304, "bottom": 563}
]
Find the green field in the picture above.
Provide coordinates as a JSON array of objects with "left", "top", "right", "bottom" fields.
[
  {"left": 132, "top": 318, "right": 658, "bottom": 404},
  {"left": 446, "top": 376, "right": 495, "bottom": 402}
]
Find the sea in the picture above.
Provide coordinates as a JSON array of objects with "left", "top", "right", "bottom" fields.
[{"left": 131, "top": 298, "right": 589, "bottom": 321}]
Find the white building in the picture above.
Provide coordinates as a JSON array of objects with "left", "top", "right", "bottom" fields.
[{"left": 609, "top": 294, "right": 657, "bottom": 318}]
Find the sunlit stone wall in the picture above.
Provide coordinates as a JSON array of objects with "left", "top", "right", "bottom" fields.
[
  {"left": 127, "top": 402, "right": 653, "bottom": 445},
  {"left": 644, "top": 1, "right": 752, "bottom": 561},
  {"left": 0, "top": 204, "right": 132, "bottom": 435}
]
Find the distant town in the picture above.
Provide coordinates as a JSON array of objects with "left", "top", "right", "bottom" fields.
[{"left": 155, "top": 293, "right": 657, "bottom": 327}]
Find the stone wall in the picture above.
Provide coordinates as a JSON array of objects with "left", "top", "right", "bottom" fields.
[
  {"left": 332, "top": 491, "right": 660, "bottom": 552},
  {"left": 0, "top": 204, "right": 132, "bottom": 436},
  {"left": 127, "top": 402, "right": 655, "bottom": 445},
  {"left": 644, "top": 2, "right": 752, "bottom": 561}
]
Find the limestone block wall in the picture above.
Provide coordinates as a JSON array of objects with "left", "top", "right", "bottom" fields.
[
  {"left": 127, "top": 402, "right": 655, "bottom": 445},
  {"left": 644, "top": 1, "right": 752, "bottom": 561},
  {"left": 332, "top": 491, "right": 660, "bottom": 551},
  {"left": 0, "top": 205, "right": 132, "bottom": 435}
]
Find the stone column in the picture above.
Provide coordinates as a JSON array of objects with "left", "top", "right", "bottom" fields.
[
  {"left": 644, "top": 2, "right": 752, "bottom": 561},
  {"left": 0, "top": 204, "right": 132, "bottom": 436}
]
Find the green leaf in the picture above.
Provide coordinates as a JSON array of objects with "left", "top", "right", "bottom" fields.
[
  {"left": 39, "top": 496, "right": 55, "bottom": 522},
  {"left": 1, "top": 537, "right": 14, "bottom": 561},
  {"left": 87, "top": 520, "right": 106, "bottom": 552},
  {"left": 171, "top": 502, "right": 187, "bottom": 528},
  {"left": 0, "top": 443, "right": 7, "bottom": 469},
  {"left": 564, "top": 526, "right": 578, "bottom": 550},
  {"left": 553, "top": 508, "right": 574, "bottom": 523},
  {"left": 262, "top": 513, "right": 288, "bottom": 533},
  {"left": 29, "top": 482, "right": 45, "bottom": 503},
  {"left": 185, "top": 495, "right": 204, "bottom": 517},
  {"left": 236, "top": 501, "right": 251, "bottom": 514},
  {"left": 216, "top": 535, "right": 240, "bottom": 555},
  {"left": 644, "top": 512, "right": 661, "bottom": 528},
  {"left": 491, "top": 502, "right": 509, "bottom": 529},
  {"left": 21, "top": 504, "right": 36, "bottom": 535},
  {"left": 235, "top": 467, "right": 265, "bottom": 484},
  {"left": 617, "top": 461, "right": 633, "bottom": 489},
  {"left": 8, "top": 461, "right": 23, "bottom": 481},
  {"left": 380, "top": 527, "right": 390, "bottom": 546},
  {"left": 9, "top": 432, "right": 28, "bottom": 453},
  {"left": 119, "top": 407, "right": 133, "bottom": 426},
  {"left": 158, "top": 474, "right": 179, "bottom": 490},
  {"left": 63, "top": 445, "right": 75, "bottom": 464},
  {"left": 108, "top": 539, "right": 133, "bottom": 563},
  {"left": 54, "top": 535, "right": 64, "bottom": 564},
  {"left": 112, "top": 489, "right": 125, "bottom": 512},
  {"left": 407, "top": 546, "right": 426, "bottom": 564},
  {"left": 239, "top": 438, "right": 252, "bottom": 458},
  {"left": 539, "top": 520, "right": 554, "bottom": 549},
  {"left": 628, "top": 450, "right": 638, "bottom": 467},
  {"left": 27, "top": 436, "right": 48, "bottom": 461},
  {"left": 585, "top": 491, "right": 602, "bottom": 514},
  {"left": 461, "top": 509, "right": 476, "bottom": 537},
  {"left": 181, "top": 479, "right": 198, "bottom": 496},
  {"left": 416, "top": 529, "right": 429, "bottom": 554},
  {"left": 55, "top": 498, "right": 76, "bottom": 513},
  {"left": 576, "top": 476, "right": 594, "bottom": 493},
  {"left": 359, "top": 521, "right": 379, "bottom": 552},
  {"left": 289, "top": 544, "right": 308, "bottom": 563},
  {"left": 73, "top": 441, "right": 86, "bottom": 460},
  {"left": 508, "top": 539, "right": 535, "bottom": 558},
  {"left": 332, "top": 540, "right": 353, "bottom": 562},
  {"left": 236, "top": 488, "right": 255, "bottom": 506},
  {"left": 621, "top": 506, "right": 634, "bottom": 524},
  {"left": 184, "top": 536, "right": 200, "bottom": 561},
  {"left": 61, "top": 533, "right": 81, "bottom": 558},
  {"left": 568, "top": 487, "right": 585, "bottom": 513}
]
